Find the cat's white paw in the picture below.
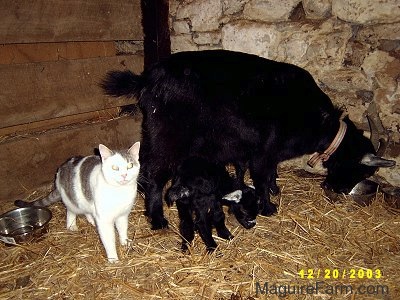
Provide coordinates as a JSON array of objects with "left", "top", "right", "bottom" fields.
[
  {"left": 68, "top": 224, "right": 79, "bottom": 231},
  {"left": 85, "top": 214, "right": 96, "bottom": 226},
  {"left": 107, "top": 257, "right": 119, "bottom": 264},
  {"left": 120, "top": 238, "right": 132, "bottom": 247}
]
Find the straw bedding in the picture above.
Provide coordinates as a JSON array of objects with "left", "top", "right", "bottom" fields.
[{"left": 1, "top": 167, "right": 399, "bottom": 299}]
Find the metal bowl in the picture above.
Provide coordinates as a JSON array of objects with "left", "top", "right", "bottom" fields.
[
  {"left": 382, "top": 186, "right": 400, "bottom": 209},
  {"left": 0, "top": 207, "right": 52, "bottom": 245},
  {"left": 324, "top": 179, "right": 378, "bottom": 206}
]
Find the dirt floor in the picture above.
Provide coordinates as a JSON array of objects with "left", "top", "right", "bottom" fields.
[{"left": 1, "top": 167, "right": 399, "bottom": 299}]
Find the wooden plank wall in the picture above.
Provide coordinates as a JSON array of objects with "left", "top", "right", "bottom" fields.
[
  {"left": 0, "top": 1, "right": 142, "bottom": 43},
  {"left": 0, "top": 0, "right": 144, "bottom": 202}
]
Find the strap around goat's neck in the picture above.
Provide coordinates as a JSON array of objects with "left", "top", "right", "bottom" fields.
[{"left": 308, "top": 120, "right": 347, "bottom": 168}]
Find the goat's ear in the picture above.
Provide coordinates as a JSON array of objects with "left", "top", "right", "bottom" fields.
[
  {"left": 222, "top": 190, "right": 242, "bottom": 203},
  {"left": 360, "top": 153, "right": 396, "bottom": 167}
]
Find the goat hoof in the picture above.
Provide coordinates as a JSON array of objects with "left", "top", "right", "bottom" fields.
[
  {"left": 206, "top": 247, "right": 223, "bottom": 258},
  {"left": 269, "top": 185, "right": 280, "bottom": 196},
  {"left": 217, "top": 230, "right": 234, "bottom": 240},
  {"left": 219, "top": 233, "right": 234, "bottom": 241},
  {"left": 260, "top": 203, "right": 277, "bottom": 216},
  {"left": 181, "top": 243, "right": 190, "bottom": 253},
  {"left": 240, "top": 219, "right": 256, "bottom": 229},
  {"left": 206, "top": 246, "right": 217, "bottom": 253},
  {"left": 151, "top": 217, "right": 169, "bottom": 230}
]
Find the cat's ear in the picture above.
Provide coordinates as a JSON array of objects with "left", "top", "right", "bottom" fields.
[
  {"left": 128, "top": 142, "right": 140, "bottom": 159},
  {"left": 98, "top": 144, "right": 114, "bottom": 161}
]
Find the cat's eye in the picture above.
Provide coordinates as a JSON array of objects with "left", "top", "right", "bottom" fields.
[
  {"left": 112, "top": 165, "right": 119, "bottom": 171},
  {"left": 127, "top": 162, "right": 134, "bottom": 169}
]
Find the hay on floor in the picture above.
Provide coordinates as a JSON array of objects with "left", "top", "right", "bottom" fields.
[{"left": 1, "top": 167, "right": 399, "bottom": 299}]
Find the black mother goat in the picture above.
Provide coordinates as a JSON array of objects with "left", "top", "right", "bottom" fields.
[
  {"left": 102, "top": 50, "right": 395, "bottom": 230},
  {"left": 166, "top": 157, "right": 257, "bottom": 252}
]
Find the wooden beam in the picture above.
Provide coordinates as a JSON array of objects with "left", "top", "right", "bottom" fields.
[
  {"left": 0, "top": 115, "right": 142, "bottom": 202},
  {"left": 0, "top": 42, "right": 117, "bottom": 65},
  {"left": 0, "top": 0, "right": 143, "bottom": 43},
  {"left": 142, "top": 0, "right": 171, "bottom": 67},
  {"left": 0, "top": 55, "right": 144, "bottom": 129},
  {"left": 0, "top": 108, "right": 122, "bottom": 137}
]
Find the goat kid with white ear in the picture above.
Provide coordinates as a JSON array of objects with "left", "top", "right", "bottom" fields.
[{"left": 165, "top": 157, "right": 258, "bottom": 252}]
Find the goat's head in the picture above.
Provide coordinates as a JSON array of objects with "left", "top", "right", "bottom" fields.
[
  {"left": 223, "top": 185, "right": 258, "bottom": 229},
  {"left": 322, "top": 117, "right": 395, "bottom": 194}
]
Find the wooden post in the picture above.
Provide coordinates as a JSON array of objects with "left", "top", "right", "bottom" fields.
[{"left": 141, "top": 0, "right": 171, "bottom": 67}]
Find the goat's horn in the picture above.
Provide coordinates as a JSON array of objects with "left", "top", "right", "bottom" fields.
[
  {"left": 366, "top": 115, "right": 389, "bottom": 157},
  {"left": 376, "top": 137, "right": 388, "bottom": 157},
  {"left": 366, "top": 103, "right": 389, "bottom": 156},
  {"left": 366, "top": 114, "right": 380, "bottom": 152}
]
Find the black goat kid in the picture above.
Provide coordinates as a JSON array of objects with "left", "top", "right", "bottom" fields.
[
  {"left": 166, "top": 157, "right": 257, "bottom": 252},
  {"left": 102, "top": 50, "right": 395, "bottom": 230}
]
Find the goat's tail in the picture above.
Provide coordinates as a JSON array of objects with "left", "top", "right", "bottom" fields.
[
  {"left": 14, "top": 189, "right": 61, "bottom": 208},
  {"left": 100, "top": 70, "right": 144, "bottom": 99}
]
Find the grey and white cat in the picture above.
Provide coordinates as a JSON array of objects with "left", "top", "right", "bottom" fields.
[{"left": 15, "top": 142, "right": 140, "bottom": 263}]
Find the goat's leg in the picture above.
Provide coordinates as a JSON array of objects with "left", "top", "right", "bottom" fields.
[
  {"left": 233, "top": 162, "right": 247, "bottom": 189},
  {"left": 141, "top": 166, "right": 169, "bottom": 230},
  {"left": 145, "top": 184, "right": 169, "bottom": 229},
  {"left": 193, "top": 204, "right": 218, "bottom": 252},
  {"left": 213, "top": 202, "right": 233, "bottom": 240},
  {"left": 268, "top": 169, "right": 280, "bottom": 195},
  {"left": 176, "top": 201, "right": 195, "bottom": 252},
  {"left": 249, "top": 158, "right": 278, "bottom": 216}
]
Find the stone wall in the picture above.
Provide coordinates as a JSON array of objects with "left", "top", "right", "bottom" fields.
[{"left": 169, "top": 0, "right": 400, "bottom": 185}]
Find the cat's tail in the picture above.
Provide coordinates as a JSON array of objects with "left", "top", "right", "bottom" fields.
[
  {"left": 14, "top": 189, "right": 61, "bottom": 208},
  {"left": 100, "top": 70, "right": 144, "bottom": 99}
]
